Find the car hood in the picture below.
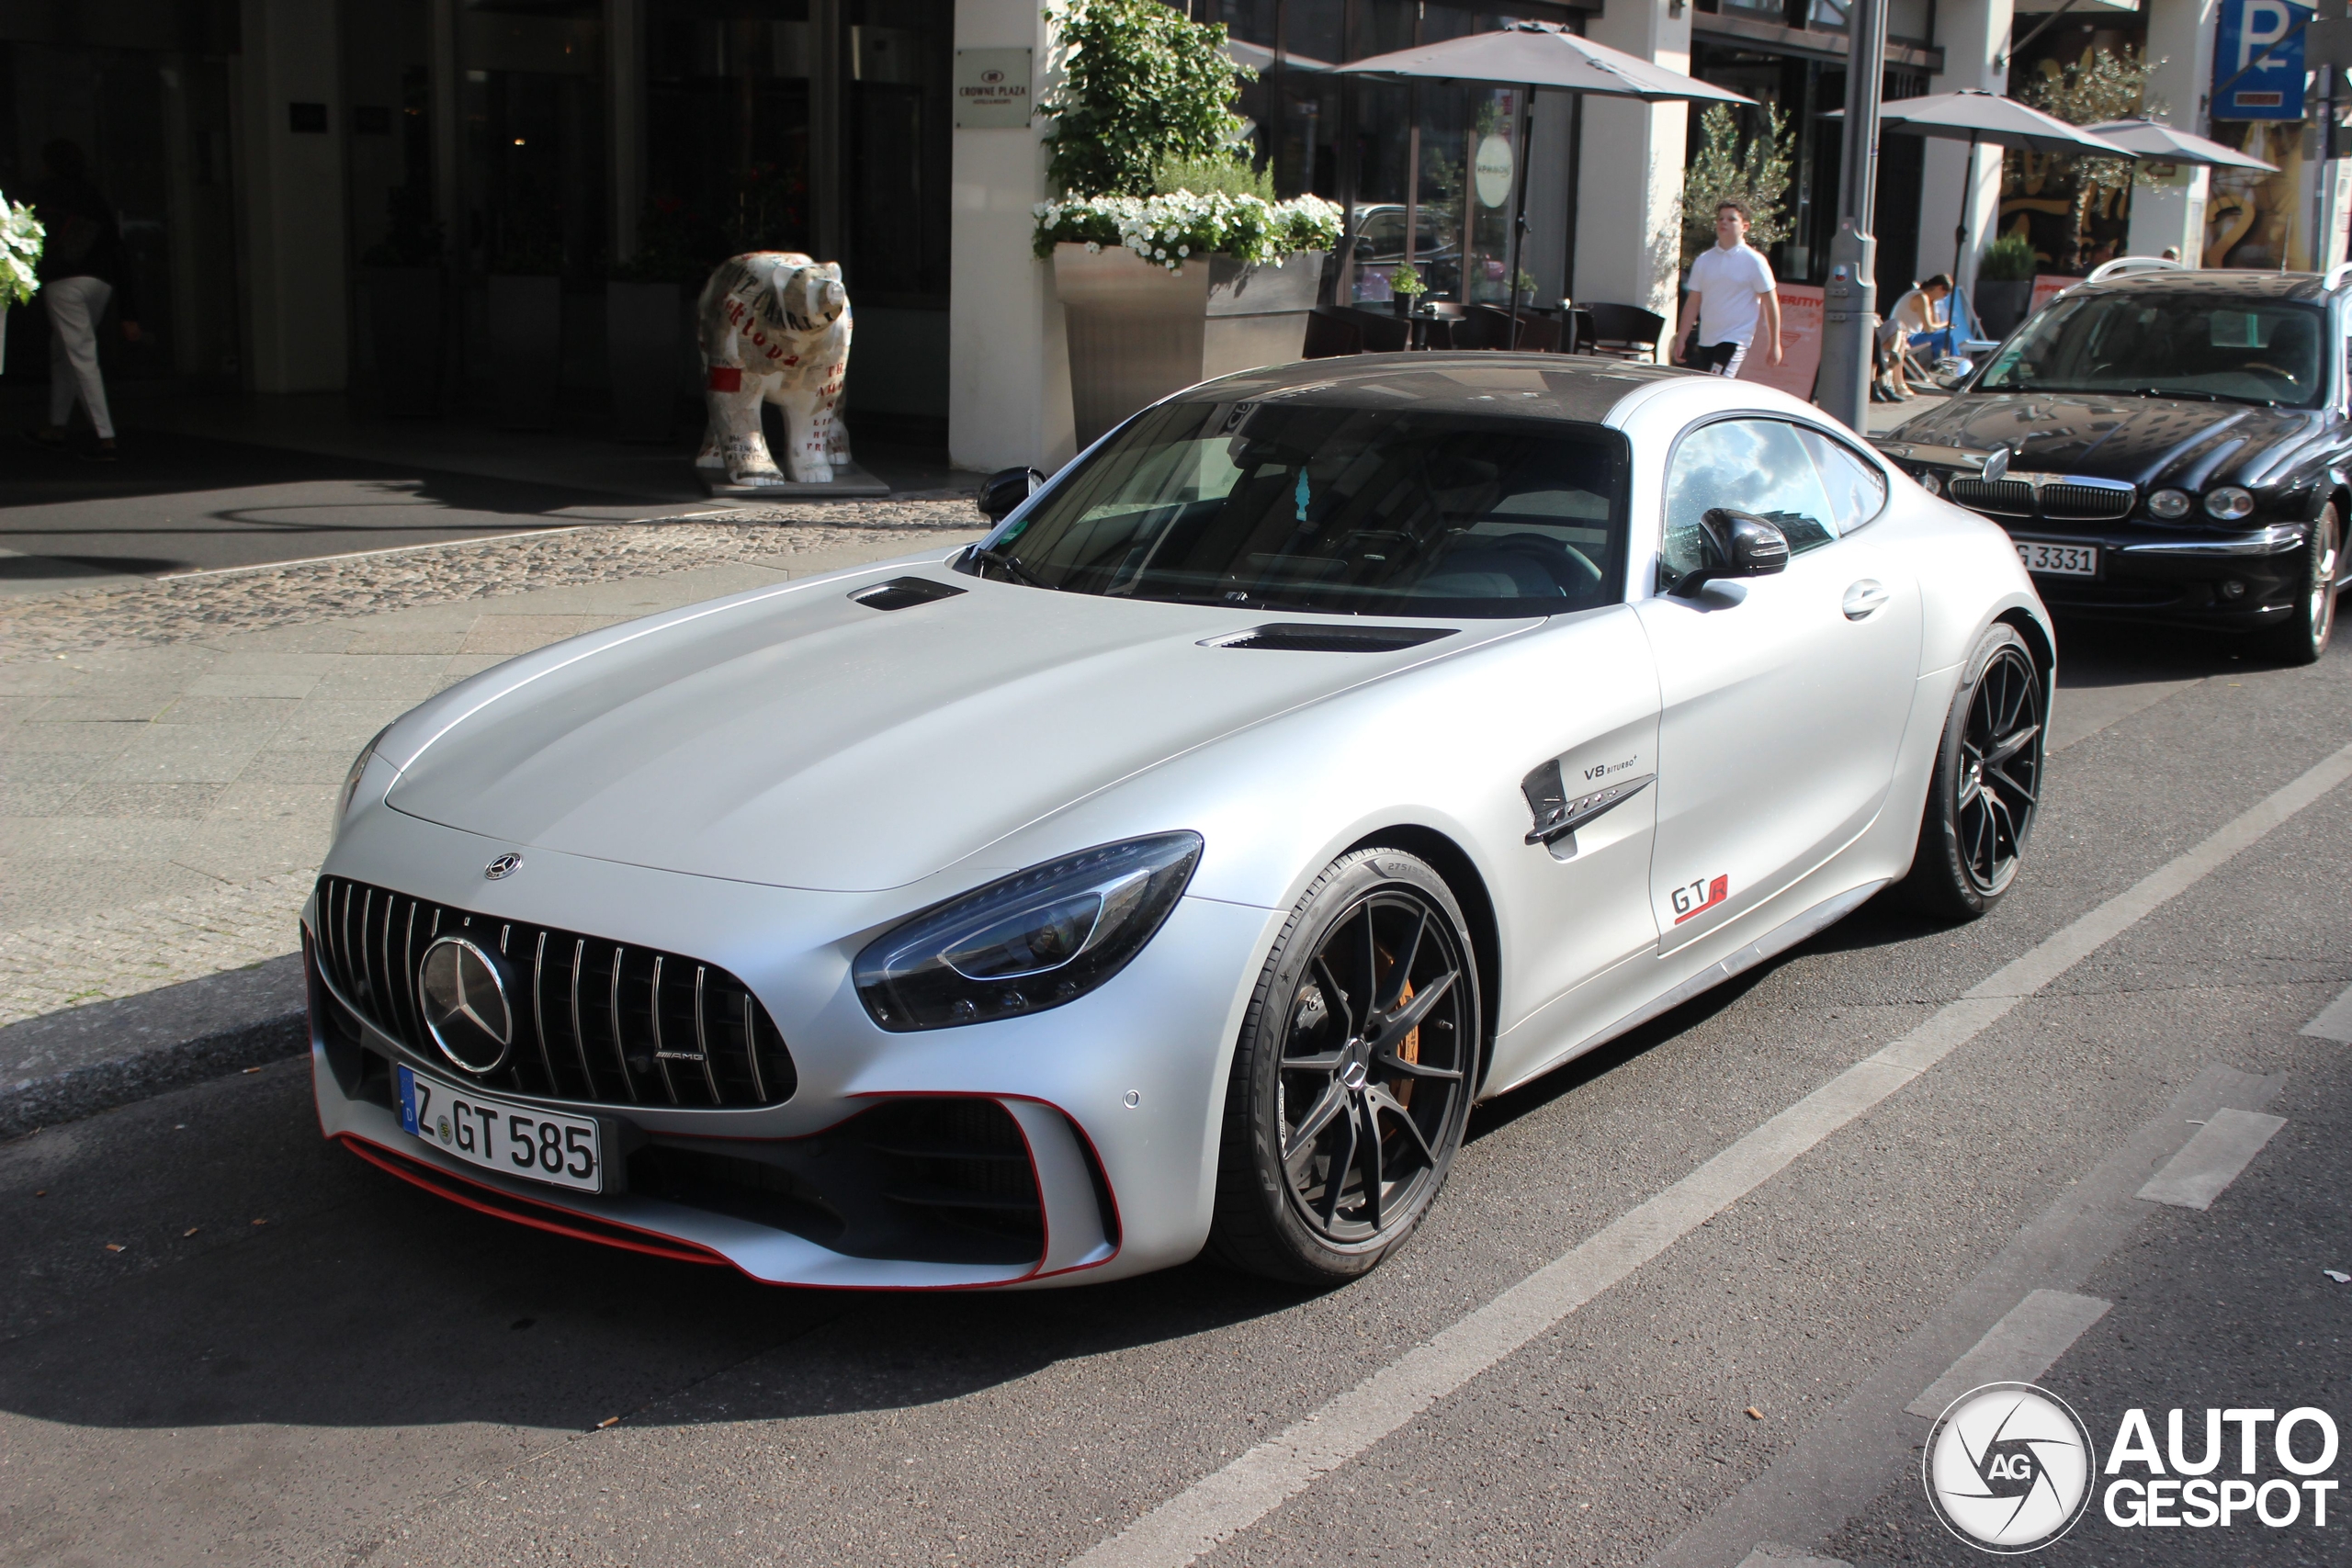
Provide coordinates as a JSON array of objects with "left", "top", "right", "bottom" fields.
[
  {"left": 1892, "top": 391, "right": 2329, "bottom": 491},
  {"left": 387, "top": 570, "right": 1508, "bottom": 892}
]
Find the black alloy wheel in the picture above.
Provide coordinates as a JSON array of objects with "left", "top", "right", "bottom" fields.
[
  {"left": 1209, "top": 849, "right": 1479, "bottom": 1282},
  {"left": 2256, "top": 503, "right": 2339, "bottom": 667},
  {"left": 1898, "top": 623, "right": 2045, "bottom": 921}
]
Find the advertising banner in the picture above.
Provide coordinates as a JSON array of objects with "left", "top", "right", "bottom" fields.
[
  {"left": 2030, "top": 274, "right": 2082, "bottom": 319},
  {"left": 1736, "top": 284, "right": 1822, "bottom": 400}
]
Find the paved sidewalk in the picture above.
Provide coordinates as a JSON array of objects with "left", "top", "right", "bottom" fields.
[{"left": 0, "top": 502, "right": 986, "bottom": 1036}]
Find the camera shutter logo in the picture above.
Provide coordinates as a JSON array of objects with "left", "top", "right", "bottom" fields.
[
  {"left": 418, "top": 936, "right": 514, "bottom": 1075},
  {"left": 1923, "top": 1382, "right": 2097, "bottom": 1552}
]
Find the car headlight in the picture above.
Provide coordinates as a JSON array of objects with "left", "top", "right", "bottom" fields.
[
  {"left": 2147, "top": 488, "right": 2192, "bottom": 520},
  {"left": 2203, "top": 486, "right": 2256, "bottom": 522},
  {"left": 854, "top": 832, "right": 1204, "bottom": 1032},
  {"left": 334, "top": 725, "right": 391, "bottom": 834},
  {"left": 1916, "top": 469, "right": 1942, "bottom": 498}
]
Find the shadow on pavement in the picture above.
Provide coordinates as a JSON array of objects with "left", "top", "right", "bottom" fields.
[
  {"left": 2, "top": 430, "right": 620, "bottom": 580},
  {"left": 2049, "top": 612, "right": 2272, "bottom": 687},
  {"left": 0, "top": 1060, "right": 1315, "bottom": 1437}
]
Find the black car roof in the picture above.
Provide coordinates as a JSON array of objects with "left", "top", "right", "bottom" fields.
[
  {"left": 1186, "top": 353, "right": 1697, "bottom": 424},
  {"left": 2080, "top": 269, "right": 2335, "bottom": 305}
]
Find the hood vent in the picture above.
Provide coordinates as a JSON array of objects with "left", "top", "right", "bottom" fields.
[
  {"left": 1207, "top": 623, "right": 1456, "bottom": 653},
  {"left": 852, "top": 576, "right": 967, "bottom": 612}
]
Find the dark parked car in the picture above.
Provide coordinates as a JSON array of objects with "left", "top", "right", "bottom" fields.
[{"left": 1874, "top": 265, "right": 2345, "bottom": 662}]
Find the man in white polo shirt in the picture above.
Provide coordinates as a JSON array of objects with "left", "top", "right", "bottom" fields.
[{"left": 1678, "top": 200, "right": 1783, "bottom": 378}]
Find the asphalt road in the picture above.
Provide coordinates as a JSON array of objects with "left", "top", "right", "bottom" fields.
[{"left": 3, "top": 614, "right": 2348, "bottom": 1568}]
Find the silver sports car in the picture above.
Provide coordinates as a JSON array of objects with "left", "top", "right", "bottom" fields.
[{"left": 308, "top": 355, "right": 2053, "bottom": 1290}]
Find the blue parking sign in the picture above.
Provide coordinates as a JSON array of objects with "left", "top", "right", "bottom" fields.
[{"left": 2214, "top": 0, "right": 2312, "bottom": 119}]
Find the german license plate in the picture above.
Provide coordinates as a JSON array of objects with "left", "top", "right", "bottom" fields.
[
  {"left": 2015, "top": 538, "right": 2098, "bottom": 577},
  {"left": 398, "top": 1065, "right": 603, "bottom": 1193}
]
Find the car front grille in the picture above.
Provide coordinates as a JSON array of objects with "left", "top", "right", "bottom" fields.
[
  {"left": 1947, "top": 476, "right": 2135, "bottom": 524},
  {"left": 2039, "top": 483, "right": 2135, "bottom": 522},
  {"left": 1949, "top": 478, "right": 2034, "bottom": 515},
  {"left": 311, "top": 875, "right": 796, "bottom": 1110}
]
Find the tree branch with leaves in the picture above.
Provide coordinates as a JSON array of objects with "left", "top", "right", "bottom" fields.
[
  {"left": 1679, "top": 104, "right": 1794, "bottom": 268},
  {"left": 1040, "top": 0, "right": 1254, "bottom": 198}
]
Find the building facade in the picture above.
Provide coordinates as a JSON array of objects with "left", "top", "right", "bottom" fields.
[{"left": 2, "top": 0, "right": 2342, "bottom": 474}]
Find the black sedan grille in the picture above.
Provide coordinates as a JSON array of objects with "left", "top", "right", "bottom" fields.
[
  {"left": 311, "top": 875, "right": 796, "bottom": 1110},
  {"left": 2039, "top": 484, "right": 2135, "bottom": 522},
  {"left": 1947, "top": 476, "right": 2135, "bottom": 524},
  {"left": 1950, "top": 478, "right": 2034, "bottom": 516}
]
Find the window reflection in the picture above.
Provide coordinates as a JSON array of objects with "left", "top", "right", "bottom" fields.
[{"left": 1662, "top": 419, "right": 1838, "bottom": 585}]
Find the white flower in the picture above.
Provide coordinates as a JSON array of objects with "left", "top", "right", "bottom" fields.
[
  {"left": 1084, "top": 241, "right": 1101, "bottom": 254},
  {"left": 1154, "top": 247, "right": 1165, "bottom": 259},
  {"left": 1177, "top": 245, "right": 1189, "bottom": 257}
]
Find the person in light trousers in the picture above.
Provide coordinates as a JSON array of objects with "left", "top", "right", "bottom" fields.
[{"left": 28, "top": 140, "right": 140, "bottom": 461}]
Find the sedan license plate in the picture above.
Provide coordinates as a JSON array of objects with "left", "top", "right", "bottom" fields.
[
  {"left": 2015, "top": 538, "right": 2098, "bottom": 578},
  {"left": 398, "top": 1066, "right": 603, "bottom": 1193}
]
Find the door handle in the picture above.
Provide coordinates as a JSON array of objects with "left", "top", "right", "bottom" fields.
[{"left": 1842, "top": 579, "right": 1890, "bottom": 620}]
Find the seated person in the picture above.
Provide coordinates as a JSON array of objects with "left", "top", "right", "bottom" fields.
[{"left": 1877, "top": 274, "right": 1952, "bottom": 400}]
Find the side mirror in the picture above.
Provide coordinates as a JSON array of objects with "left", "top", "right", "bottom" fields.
[
  {"left": 978, "top": 466, "right": 1046, "bottom": 523},
  {"left": 1672, "top": 508, "right": 1790, "bottom": 596}
]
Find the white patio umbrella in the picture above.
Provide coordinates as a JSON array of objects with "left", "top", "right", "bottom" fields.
[
  {"left": 1337, "top": 21, "right": 1755, "bottom": 345},
  {"left": 1826, "top": 90, "right": 2138, "bottom": 276},
  {"left": 2082, "top": 118, "right": 2279, "bottom": 173}
]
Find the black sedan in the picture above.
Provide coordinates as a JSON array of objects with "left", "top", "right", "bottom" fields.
[{"left": 1874, "top": 266, "right": 2345, "bottom": 662}]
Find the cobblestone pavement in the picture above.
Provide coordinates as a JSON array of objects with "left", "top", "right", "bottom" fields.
[{"left": 0, "top": 504, "right": 985, "bottom": 1029}]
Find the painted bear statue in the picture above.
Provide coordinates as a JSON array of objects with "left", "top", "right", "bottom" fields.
[{"left": 695, "top": 252, "right": 852, "bottom": 485}]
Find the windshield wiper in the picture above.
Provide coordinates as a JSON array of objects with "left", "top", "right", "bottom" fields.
[
  {"left": 963, "top": 546, "right": 1053, "bottom": 589},
  {"left": 2131, "top": 387, "right": 2278, "bottom": 408}
]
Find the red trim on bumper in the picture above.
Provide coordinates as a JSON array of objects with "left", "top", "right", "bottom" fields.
[{"left": 336, "top": 1134, "right": 729, "bottom": 1268}]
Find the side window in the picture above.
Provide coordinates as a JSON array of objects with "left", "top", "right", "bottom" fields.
[
  {"left": 1660, "top": 418, "right": 1838, "bottom": 587},
  {"left": 1795, "top": 427, "right": 1888, "bottom": 536}
]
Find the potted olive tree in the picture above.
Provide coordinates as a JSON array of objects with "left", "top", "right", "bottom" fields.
[
  {"left": 488, "top": 198, "right": 565, "bottom": 431},
  {"left": 0, "top": 190, "right": 41, "bottom": 370},
  {"left": 606, "top": 197, "right": 706, "bottom": 443},
  {"left": 361, "top": 187, "right": 447, "bottom": 417},
  {"left": 1035, "top": 0, "right": 1338, "bottom": 447}
]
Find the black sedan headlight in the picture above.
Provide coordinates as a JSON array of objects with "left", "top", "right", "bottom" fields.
[
  {"left": 854, "top": 832, "right": 1204, "bottom": 1031},
  {"left": 2204, "top": 486, "right": 2256, "bottom": 522}
]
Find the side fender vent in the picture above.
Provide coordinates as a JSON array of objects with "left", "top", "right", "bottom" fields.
[
  {"left": 1206, "top": 623, "right": 1456, "bottom": 653},
  {"left": 852, "top": 577, "right": 968, "bottom": 612}
]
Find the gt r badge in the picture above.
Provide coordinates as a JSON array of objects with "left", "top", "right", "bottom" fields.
[
  {"left": 1671, "top": 874, "right": 1729, "bottom": 924},
  {"left": 484, "top": 852, "right": 523, "bottom": 880}
]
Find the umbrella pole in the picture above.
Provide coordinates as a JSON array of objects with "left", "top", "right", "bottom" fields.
[
  {"left": 1506, "top": 85, "right": 1532, "bottom": 348},
  {"left": 1405, "top": 83, "right": 1422, "bottom": 348},
  {"left": 1954, "top": 130, "right": 1977, "bottom": 285},
  {"left": 1949, "top": 130, "right": 1978, "bottom": 349}
]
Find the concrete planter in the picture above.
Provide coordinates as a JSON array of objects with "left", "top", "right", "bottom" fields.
[
  {"left": 364, "top": 265, "right": 447, "bottom": 417},
  {"left": 489, "top": 274, "right": 562, "bottom": 430},
  {"left": 1053, "top": 243, "right": 1327, "bottom": 448},
  {"left": 606, "top": 279, "right": 681, "bottom": 443}
]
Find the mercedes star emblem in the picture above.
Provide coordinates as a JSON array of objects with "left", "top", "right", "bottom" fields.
[
  {"left": 417, "top": 935, "right": 514, "bottom": 1074},
  {"left": 484, "top": 852, "right": 524, "bottom": 880}
]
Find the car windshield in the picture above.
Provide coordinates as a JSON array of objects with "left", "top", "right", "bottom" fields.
[
  {"left": 972, "top": 399, "right": 1631, "bottom": 618},
  {"left": 1977, "top": 292, "right": 2326, "bottom": 407}
]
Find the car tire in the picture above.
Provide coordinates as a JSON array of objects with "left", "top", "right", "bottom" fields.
[
  {"left": 2254, "top": 504, "right": 2339, "bottom": 667},
  {"left": 1894, "top": 623, "right": 2046, "bottom": 923},
  {"left": 1207, "top": 848, "right": 1480, "bottom": 1284}
]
